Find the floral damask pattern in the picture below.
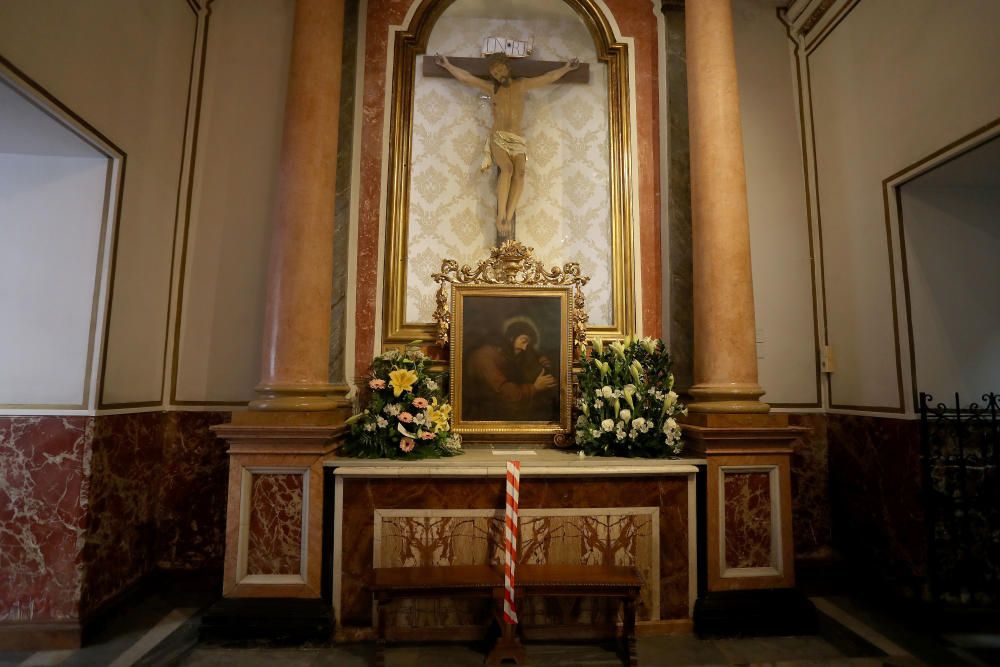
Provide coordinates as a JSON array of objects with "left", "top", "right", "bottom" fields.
[{"left": 407, "top": 14, "right": 614, "bottom": 325}]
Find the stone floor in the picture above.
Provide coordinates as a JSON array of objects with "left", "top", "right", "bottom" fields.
[{"left": 0, "top": 578, "right": 996, "bottom": 667}]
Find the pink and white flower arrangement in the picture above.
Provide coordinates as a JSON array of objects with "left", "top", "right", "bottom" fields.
[{"left": 344, "top": 343, "right": 462, "bottom": 459}]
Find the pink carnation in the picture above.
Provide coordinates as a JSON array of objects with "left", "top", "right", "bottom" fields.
[
  {"left": 369, "top": 378, "right": 386, "bottom": 389},
  {"left": 412, "top": 397, "right": 429, "bottom": 409},
  {"left": 400, "top": 437, "right": 415, "bottom": 453},
  {"left": 420, "top": 431, "right": 435, "bottom": 440},
  {"left": 399, "top": 411, "right": 414, "bottom": 423}
]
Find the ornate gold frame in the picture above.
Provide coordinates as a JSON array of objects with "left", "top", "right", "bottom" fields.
[
  {"left": 433, "top": 242, "right": 589, "bottom": 445},
  {"left": 382, "top": 0, "right": 636, "bottom": 347}
]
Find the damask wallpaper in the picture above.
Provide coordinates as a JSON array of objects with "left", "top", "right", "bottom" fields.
[{"left": 406, "top": 12, "right": 614, "bottom": 325}]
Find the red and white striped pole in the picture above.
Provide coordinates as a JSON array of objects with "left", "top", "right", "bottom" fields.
[{"left": 504, "top": 460, "right": 521, "bottom": 625}]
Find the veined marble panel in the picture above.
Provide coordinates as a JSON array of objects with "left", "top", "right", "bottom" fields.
[
  {"left": 246, "top": 473, "right": 304, "bottom": 576},
  {"left": 372, "top": 507, "right": 659, "bottom": 627},
  {"left": 722, "top": 471, "right": 772, "bottom": 570}
]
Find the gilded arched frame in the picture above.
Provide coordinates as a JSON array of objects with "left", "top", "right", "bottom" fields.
[{"left": 382, "top": 0, "right": 636, "bottom": 346}]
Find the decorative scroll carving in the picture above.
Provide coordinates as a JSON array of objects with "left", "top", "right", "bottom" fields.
[{"left": 432, "top": 241, "right": 590, "bottom": 348}]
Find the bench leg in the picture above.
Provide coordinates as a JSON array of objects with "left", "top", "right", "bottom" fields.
[
  {"left": 622, "top": 595, "right": 637, "bottom": 667},
  {"left": 375, "top": 595, "right": 388, "bottom": 667},
  {"left": 486, "top": 591, "right": 526, "bottom": 665}
]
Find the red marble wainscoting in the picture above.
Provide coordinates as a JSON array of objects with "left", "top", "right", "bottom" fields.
[
  {"left": 0, "top": 411, "right": 229, "bottom": 643},
  {"left": 0, "top": 417, "right": 92, "bottom": 625},
  {"left": 827, "top": 413, "right": 925, "bottom": 595},
  {"left": 788, "top": 414, "right": 832, "bottom": 563},
  {"left": 157, "top": 411, "right": 230, "bottom": 570}
]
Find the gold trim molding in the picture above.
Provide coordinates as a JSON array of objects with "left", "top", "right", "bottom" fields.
[
  {"left": 432, "top": 241, "right": 589, "bottom": 348},
  {"left": 381, "top": 0, "right": 636, "bottom": 348}
]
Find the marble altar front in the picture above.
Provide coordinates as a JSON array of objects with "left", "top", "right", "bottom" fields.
[{"left": 329, "top": 449, "right": 702, "bottom": 638}]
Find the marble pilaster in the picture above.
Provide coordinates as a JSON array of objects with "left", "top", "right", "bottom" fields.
[
  {"left": 685, "top": 0, "right": 766, "bottom": 413},
  {"left": 252, "top": 0, "right": 348, "bottom": 411}
]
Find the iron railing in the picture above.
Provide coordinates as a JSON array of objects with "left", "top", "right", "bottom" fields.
[{"left": 919, "top": 392, "right": 1000, "bottom": 607}]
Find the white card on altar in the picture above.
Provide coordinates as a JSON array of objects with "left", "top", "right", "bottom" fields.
[{"left": 491, "top": 450, "right": 537, "bottom": 455}]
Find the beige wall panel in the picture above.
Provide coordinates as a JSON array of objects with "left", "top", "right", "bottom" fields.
[
  {"left": 733, "top": 0, "right": 818, "bottom": 406},
  {"left": 809, "top": 0, "right": 1000, "bottom": 411},
  {"left": 0, "top": 0, "right": 196, "bottom": 406},
  {"left": 173, "top": 0, "right": 294, "bottom": 404}
]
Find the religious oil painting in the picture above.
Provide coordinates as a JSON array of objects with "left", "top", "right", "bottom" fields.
[{"left": 450, "top": 285, "right": 572, "bottom": 443}]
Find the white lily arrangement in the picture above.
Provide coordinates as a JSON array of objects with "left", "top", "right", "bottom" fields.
[{"left": 575, "top": 336, "right": 686, "bottom": 457}]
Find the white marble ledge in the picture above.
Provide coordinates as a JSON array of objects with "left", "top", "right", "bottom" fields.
[{"left": 325, "top": 448, "right": 705, "bottom": 477}]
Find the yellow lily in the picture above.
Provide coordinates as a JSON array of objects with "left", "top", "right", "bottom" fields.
[{"left": 388, "top": 368, "right": 418, "bottom": 397}]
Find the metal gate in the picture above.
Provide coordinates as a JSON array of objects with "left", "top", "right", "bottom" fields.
[{"left": 919, "top": 392, "right": 1000, "bottom": 607}]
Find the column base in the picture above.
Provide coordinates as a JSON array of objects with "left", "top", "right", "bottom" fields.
[
  {"left": 687, "top": 382, "right": 769, "bottom": 414},
  {"left": 694, "top": 589, "right": 817, "bottom": 636},
  {"left": 200, "top": 597, "right": 332, "bottom": 643},
  {"left": 250, "top": 382, "right": 351, "bottom": 412}
]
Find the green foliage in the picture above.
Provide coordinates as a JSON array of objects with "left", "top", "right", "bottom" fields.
[
  {"left": 574, "top": 336, "right": 686, "bottom": 458},
  {"left": 341, "top": 344, "right": 462, "bottom": 459}
]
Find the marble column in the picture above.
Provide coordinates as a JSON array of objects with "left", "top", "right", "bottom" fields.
[
  {"left": 251, "top": 0, "right": 347, "bottom": 411},
  {"left": 685, "top": 0, "right": 767, "bottom": 413}
]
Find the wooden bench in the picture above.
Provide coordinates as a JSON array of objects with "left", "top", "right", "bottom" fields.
[{"left": 371, "top": 564, "right": 641, "bottom": 667}]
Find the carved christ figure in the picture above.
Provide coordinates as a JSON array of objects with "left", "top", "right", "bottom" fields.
[{"left": 435, "top": 52, "right": 580, "bottom": 240}]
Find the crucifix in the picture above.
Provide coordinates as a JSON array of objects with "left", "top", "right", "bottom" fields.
[{"left": 425, "top": 52, "right": 590, "bottom": 244}]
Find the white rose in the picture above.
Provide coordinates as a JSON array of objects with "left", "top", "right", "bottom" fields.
[
  {"left": 601, "top": 419, "right": 615, "bottom": 432},
  {"left": 619, "top": 409, "right": 632, "bottom": 422},
  {"left": 616, "top": 430, "right": 626, "bottom": 441},
  {"left": 590, "top": 429, "right": 602, "bottom": 438},
  {"left": 601, "top": 386, "right": 614, "bottom": 399},
  {"left": 631, "top": 417, "right": 646, "bottom": 430},
  {"left": 425, "top": 379, "right": 438, "bottom": 391}
]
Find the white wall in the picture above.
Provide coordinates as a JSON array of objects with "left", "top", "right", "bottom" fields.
[
  {"left": 0, "top": 153, "right": 109, "bottom": 408},
  {"left": 0, "top": 0, "right": 196, "bottom": 407},
  {"left": 172, "top": 0, "right": 294, "bottom": 404},
  {"left": 805, "top": 0, "right": 1000, "bottom": 412},
  {"left": 733, "top": 0, "right": 819, "bottom": 407},
  {"left": 901, "top": 154, "right": 1000, "bottom": 403}
]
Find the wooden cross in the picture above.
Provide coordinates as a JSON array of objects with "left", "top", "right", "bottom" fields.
[{"left": 422, "top": 55, "right": 590, "bottom": 83}]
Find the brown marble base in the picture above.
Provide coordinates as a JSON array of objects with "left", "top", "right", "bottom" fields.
[
  {"left": 827, "top": 414, "right": 924, "bottom": 593},
  {"left": 214, "top": 418, "right": 348, "bottom": 598},
  {"left": 684, "top": 415, "right": 806, "bottom": 592},
  {"left": 0, "top": 621, "right": 82, "bottom": 651}
]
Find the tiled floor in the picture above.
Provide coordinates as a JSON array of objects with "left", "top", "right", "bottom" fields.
[{"left": 1, "top": 583, "right": 995, "bottom": 667}]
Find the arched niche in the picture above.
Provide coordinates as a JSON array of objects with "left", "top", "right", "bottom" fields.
[{"left": 382, "top": 0, "right": 635, "bottom": 347}]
